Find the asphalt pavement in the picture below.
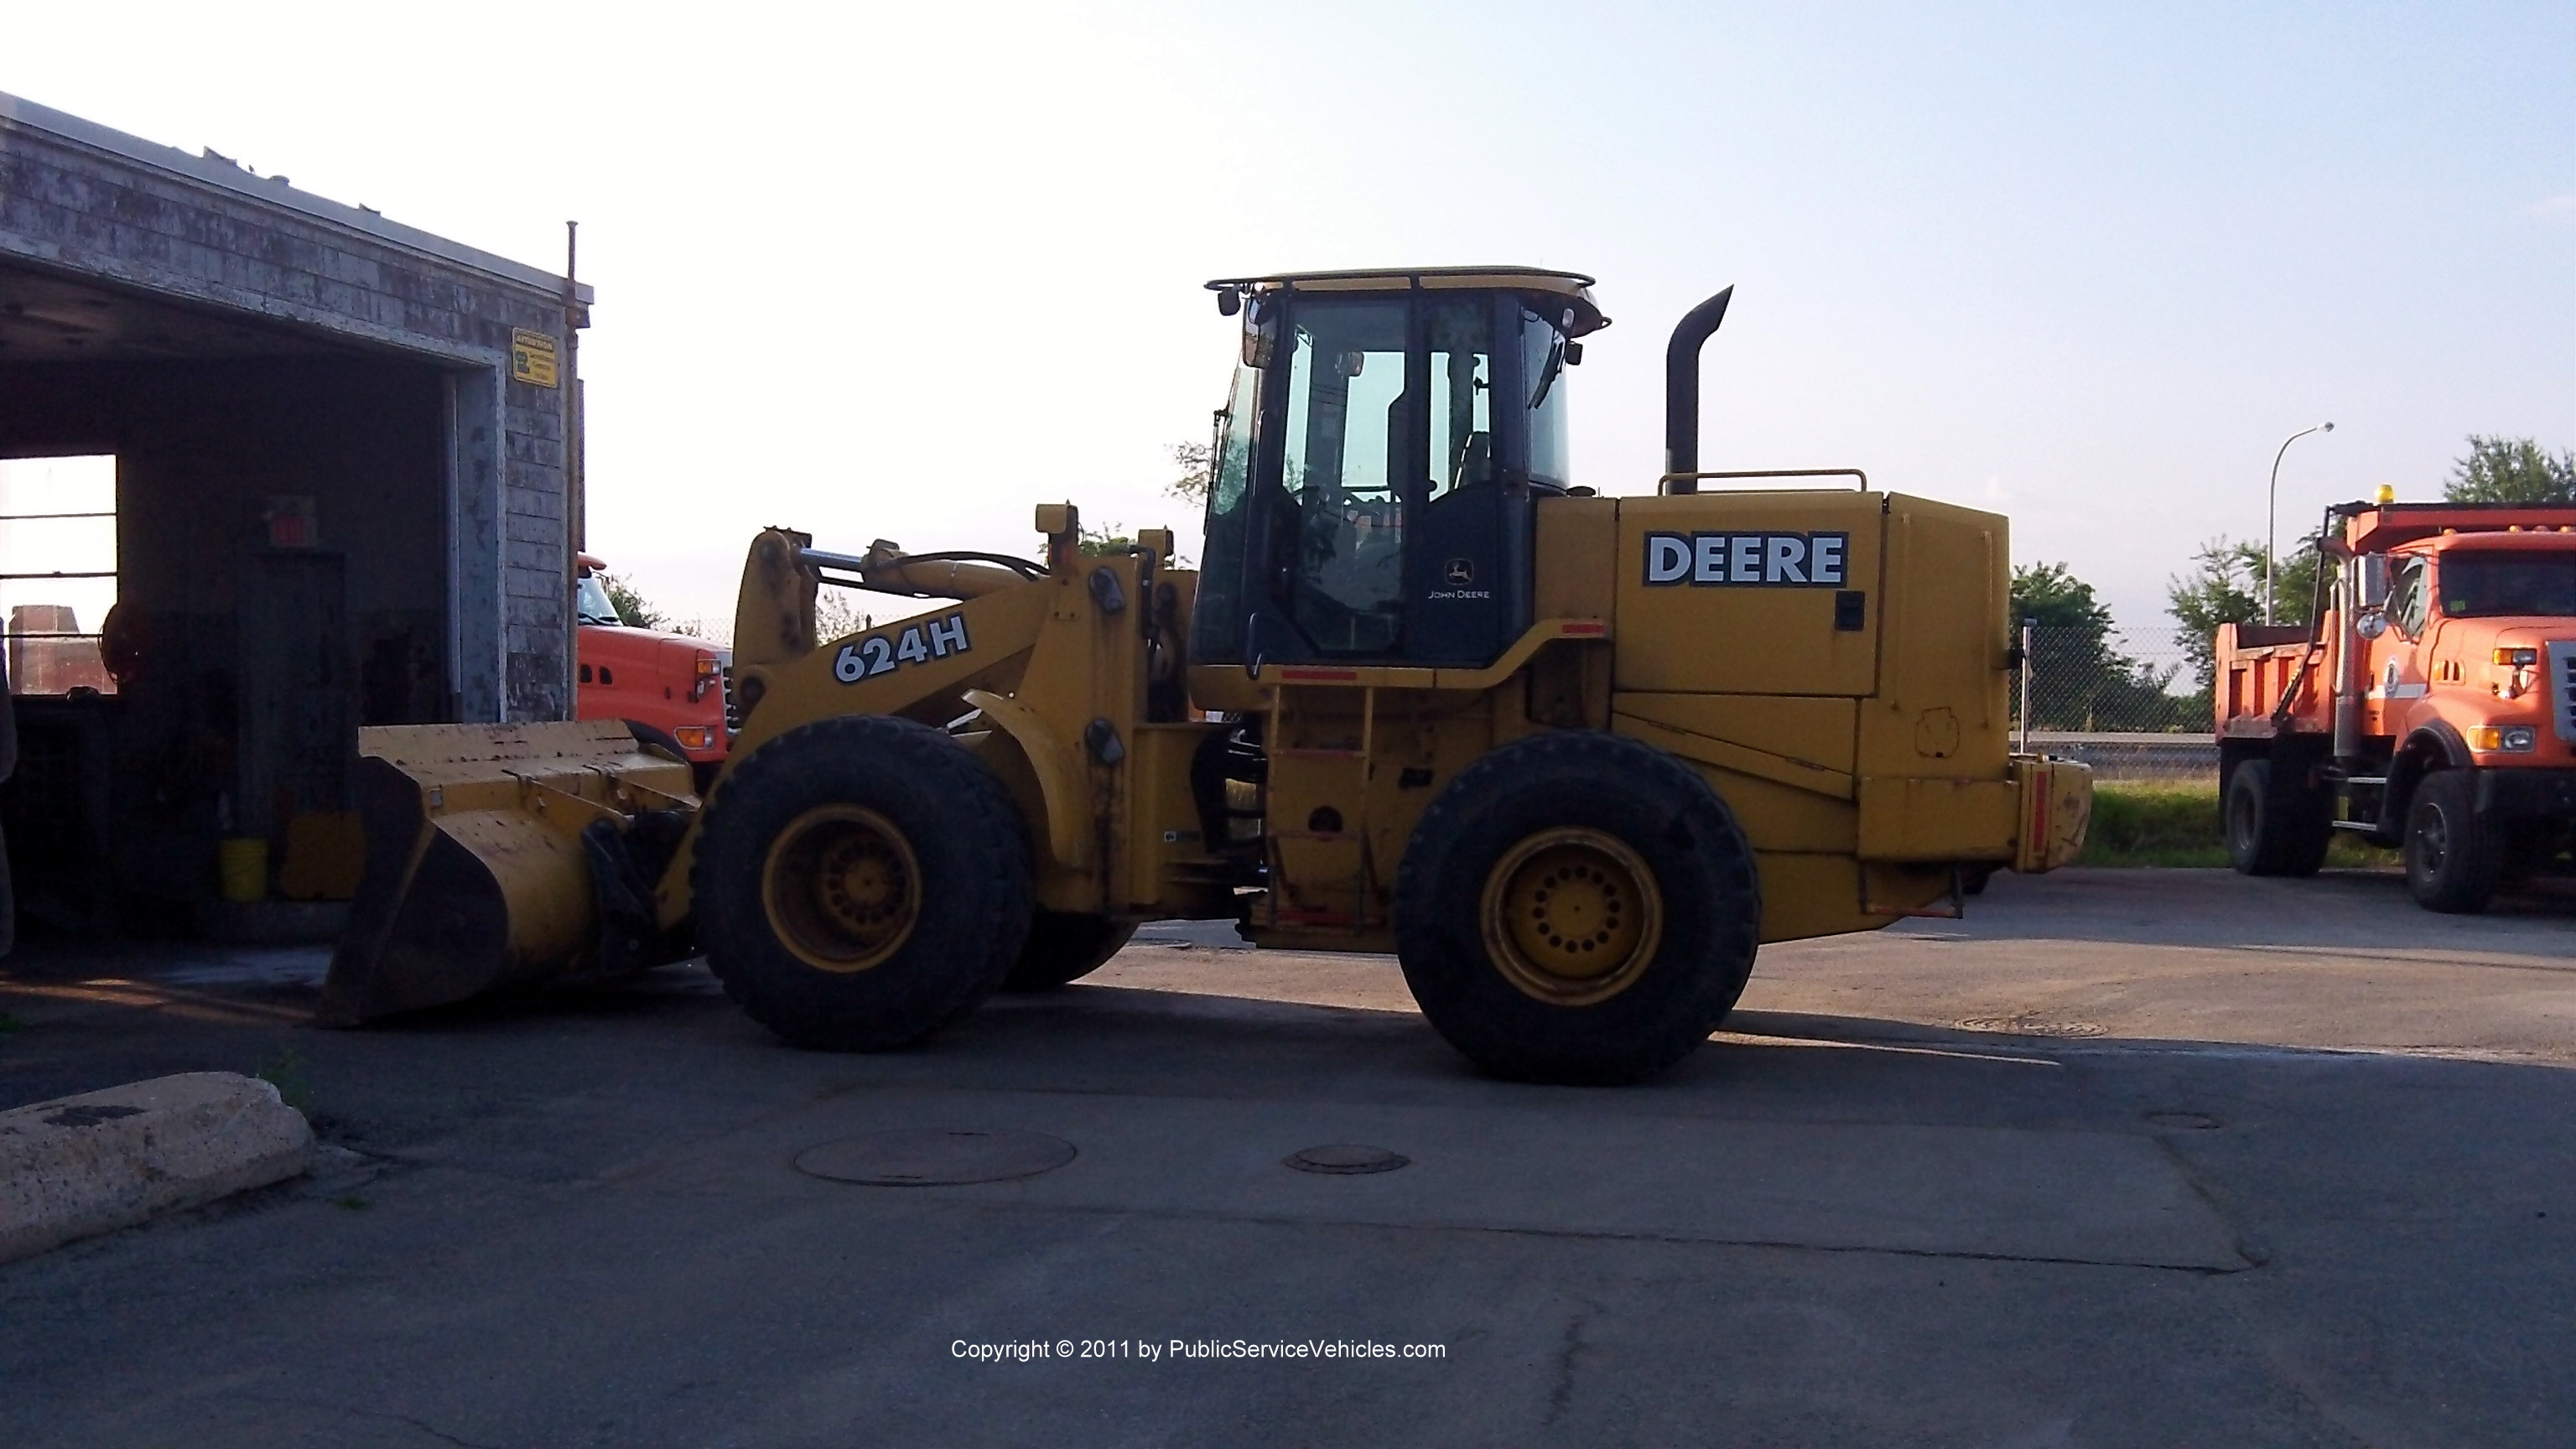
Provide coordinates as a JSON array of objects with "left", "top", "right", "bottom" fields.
[{"left": 2, "top": 866, "right": 2570, "bottom": 1447}]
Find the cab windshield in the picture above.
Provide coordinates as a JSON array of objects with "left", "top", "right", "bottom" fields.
[
  {"left": 575, "top": 574, "right": 623, "bottom": 626},
  {"left": 2438, "top": 552, "right": 2576, "bottom": 618}
]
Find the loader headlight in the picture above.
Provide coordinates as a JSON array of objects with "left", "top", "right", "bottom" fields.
[{"left": 2466, "top": 724, "right": 2537, "bottom": 753}]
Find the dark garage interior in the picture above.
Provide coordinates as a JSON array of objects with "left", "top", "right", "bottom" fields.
[{"left": 2, "top": 325, "right": 452, "bottom": 933}]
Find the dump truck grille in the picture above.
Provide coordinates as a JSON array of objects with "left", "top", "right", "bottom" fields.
[
  {"left": 722, "top": 662, "right": 742, "bottom": 738},
  {"left": 2552, "top": 641, "right": 2576, "bottom": 745}
]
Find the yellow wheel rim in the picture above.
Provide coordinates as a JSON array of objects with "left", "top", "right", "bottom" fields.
[
  {"left": 761, "top": 804, "right": 922, "bottom": 973},
  {"left": 1479, "top": 827, "right": 1663, "bottom": 1006}
]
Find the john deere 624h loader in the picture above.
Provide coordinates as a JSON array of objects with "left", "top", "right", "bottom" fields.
[{"left": 323, "top": 267, "right": 2091, "bottom": 1083}]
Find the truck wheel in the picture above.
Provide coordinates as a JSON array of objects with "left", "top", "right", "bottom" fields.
[
  {"left": 2404, "top": 770, "right": 2501, "bottom": 913},
  {"left": 1002, "top": 911, "right": 1135, "bottom": 991},
  {"left": 2225, "top": 760, "right": 2329, "bottom": 877},
  {"left": 692, "top": 714, "right": 1033, "bottom": 1050},
  {"left": 1394, "top": 731, "right": 1759, "bottom": 1085}
]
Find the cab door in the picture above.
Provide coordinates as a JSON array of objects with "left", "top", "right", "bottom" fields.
[
  {"left": 1241, "top": 293, "right": 1412, "bottom": 664},
  {"left": 2370, "top": 553, "right": 2433, "bottom": 732}
]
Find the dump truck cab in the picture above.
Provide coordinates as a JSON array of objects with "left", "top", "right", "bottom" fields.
[
  {"left": 2361, "top": 527, "right": 2574, "bottom": 760},
  {"left": 2215, "top": 499, "right": 2576, "bottom": 909},
  {"left": 573, "top": 553, "right": 730, "bottom": 775}
]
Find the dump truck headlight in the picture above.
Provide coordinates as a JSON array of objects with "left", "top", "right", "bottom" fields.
[
  {"left": 673, "top": 725, "right": 714, "bottom": 750},
  {"left": 2466, "top": 724, "right": 2536, "bottom": 752},
  {"left": 2491, "top": 647, "right": 2538, "bottom": 667}
]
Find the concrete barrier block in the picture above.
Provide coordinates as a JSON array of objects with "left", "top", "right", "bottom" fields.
[{"left": 0, "top": 1072, "right": 314, "bottom": 1265}]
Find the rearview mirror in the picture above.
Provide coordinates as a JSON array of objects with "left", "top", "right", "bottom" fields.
[
  {"left": 1241, "top": 296, "right": 1280, "bottom": 369},
  {"left": 2355, "top": 607, "right": 2387, "bottom": 640}
]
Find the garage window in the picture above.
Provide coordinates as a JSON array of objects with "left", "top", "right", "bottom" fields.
[{"left": 0, "top": 454, "right": 118, "bottom": 696}]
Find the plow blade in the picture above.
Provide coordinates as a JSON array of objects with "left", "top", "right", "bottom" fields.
[{"left": 319, "top": 720, "right": 699, "bottom": 1026}]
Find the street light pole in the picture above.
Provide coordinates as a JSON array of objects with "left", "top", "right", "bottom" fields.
[{"left": 2266, "top": 420, "right": 2334, "bottom": 624}]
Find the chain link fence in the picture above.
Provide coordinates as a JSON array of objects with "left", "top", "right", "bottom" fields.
[{"left": 2012, "top": 626, "right": 2219, "bottom": 783}]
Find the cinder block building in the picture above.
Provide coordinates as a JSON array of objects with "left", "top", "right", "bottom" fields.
[{"left": 0, "top": 91, "right": 589, "bottom": 933}]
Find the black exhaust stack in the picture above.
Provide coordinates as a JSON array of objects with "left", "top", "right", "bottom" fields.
[{"left": 1662, "top": 286, "right": 1734, "bottom": 492}]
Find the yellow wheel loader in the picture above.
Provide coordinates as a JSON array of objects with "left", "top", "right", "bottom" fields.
[{"left": 324, "top": 267, "right": 2093, "bottom": 1083}]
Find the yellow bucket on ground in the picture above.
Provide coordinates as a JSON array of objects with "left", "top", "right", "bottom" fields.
[{"left": 217, "top": 838, "right": 268, "bottom": 903}]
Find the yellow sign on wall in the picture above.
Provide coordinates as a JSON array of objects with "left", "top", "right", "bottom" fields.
[{"left": 511, "top": 329, "right": 559, "bottom": 388}]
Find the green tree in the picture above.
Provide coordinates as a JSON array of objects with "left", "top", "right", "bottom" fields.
[
  {"left": 2444, "top": 434, "right": 2574, "bottom": 504},
  {"left": 2164, "top": 536, "right": 2321, "bottom": 688},
  {"left": 2012, "top": 563, "right": 2194, "bottom": 730},
  {"left": 598, "top": 572, "right": 664, "bottom": 631},
  {"left": 813, "top": 591, "right": 868, "bottom": 641},
  {"left": 1078, "top": 522, "right": 1135, "bottom": 557},
  {"left": 1168, "top": 440, "right": 1213, "bottom": 504}
]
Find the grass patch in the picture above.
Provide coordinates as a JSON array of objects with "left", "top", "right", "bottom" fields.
[{"left": 2080, "top": 782, "right": 2397, "bottom": 870}]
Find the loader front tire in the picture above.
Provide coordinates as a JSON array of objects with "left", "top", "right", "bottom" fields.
[
  {"left": 1002, "top": 911, "right": 1135, "bottom": 991},
  {"left": 1394, "top": 730, "right": 1759, "bottom": 1085},
  {"left": 693, "top": 714, "right": 1032, "bottom": 1051}
]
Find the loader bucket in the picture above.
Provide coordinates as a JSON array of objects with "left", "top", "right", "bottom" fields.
[{"left": 318, "top": 720, "right": 699, "bottom": 1026}]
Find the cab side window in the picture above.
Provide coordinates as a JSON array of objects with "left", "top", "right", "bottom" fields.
[
  {"left": 1425, "top": 302, "right": 1493, "bottom": 501},
  {"left": 2386, "top": 557, "right": 2428, "bottom": 638}
]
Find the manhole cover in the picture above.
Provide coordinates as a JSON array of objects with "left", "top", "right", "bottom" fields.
[
  {"left": 794, "top": 1129, "right": 1076, "bottom": 1186},
  {"left": 2146, "top": 1111, "right": 2223, "bottom": 1131},
  {"left": 1284, "top": 1144, "right": 1410, "bottom": 1176},
  {"left": 1955, "top": 1015, "right": 2107, "bottom": 1038}
]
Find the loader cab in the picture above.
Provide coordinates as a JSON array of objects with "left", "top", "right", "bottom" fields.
[{"left": 1190, "top": 268, "right": 1606, "bottom": 670}]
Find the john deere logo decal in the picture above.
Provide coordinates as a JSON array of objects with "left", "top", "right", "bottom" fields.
[
  {"left": 1443, "top": 558, "right": 1475, "bottom": 584},
  {"left": 1643, "top": 531, "right": 1849, "bottom": 587}
]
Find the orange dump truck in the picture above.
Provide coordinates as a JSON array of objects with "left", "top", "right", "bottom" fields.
[
  {"left": 574, "top": 553, "right": 730, "bottom": 782},
  {"left": 2215, "top": 498, "right": 2575, "bottom": 911}
]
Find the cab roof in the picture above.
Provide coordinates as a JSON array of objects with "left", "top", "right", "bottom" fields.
[
  {"left": 1205, "top": 266, "right": 1611, "bottom": 336},
  {"left": 2334, "top": 502, "right": 2576, "bottom": 555}
]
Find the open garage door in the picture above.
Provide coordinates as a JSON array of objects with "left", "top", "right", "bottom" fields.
[{"left": 0, "top": 279, "right": 455, "bottom": 937}]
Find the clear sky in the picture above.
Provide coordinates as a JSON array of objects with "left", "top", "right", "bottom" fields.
[{"left": 8, "top": 1, "right": 2569, "bottom": 641}]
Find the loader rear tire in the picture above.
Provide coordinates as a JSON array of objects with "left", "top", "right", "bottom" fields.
[
  {"left": 2404, "top": 770, "right": 2501, "bottom": 914},
  {"left": 2225, "top": 759, "right": 2329, "bottom": 877},
  {"left": 1002, "top": 911, "right": 1135, "bottom": 991},
  {"left": 1394, "top": 730, "right": 1759, "bottom": 1085},
  {"left": 693, "top": 714, "right": 1033, "bottom": 1051}
]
